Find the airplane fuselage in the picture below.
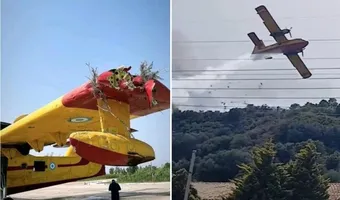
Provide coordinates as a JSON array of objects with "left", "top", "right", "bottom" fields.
[{"left": 253, "top": 38, "right": 309, "bottom": 55}]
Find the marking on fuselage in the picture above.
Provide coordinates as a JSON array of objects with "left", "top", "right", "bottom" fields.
[
  {"left": 49, "top": 162, "right": 56, "bottom": 170},
  {"left": 68, "top": 117, "right": 92, "bottom": 123}
]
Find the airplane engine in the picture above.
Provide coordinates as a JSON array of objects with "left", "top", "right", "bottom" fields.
[{"left": 69, "top": 131, "right": 155, "bottom": 166}]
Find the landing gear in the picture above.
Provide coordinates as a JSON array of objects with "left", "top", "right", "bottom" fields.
[{"left": 1, "top": 157, "right": 8, "bottom": 200}]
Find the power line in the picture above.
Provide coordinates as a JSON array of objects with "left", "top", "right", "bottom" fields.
[
  {"left": 173, "top": 77, "right": 340, "bottom": 81},
  {"left": 173, "top": 38, "right": 340, "bottom": 44},
  {"left": 172, "top": 67, "right": 340, "bottom": 72},
  {"left": 172, "top": 87, "right": 340, "bottom": 90},
  {"left": 175, "top": 104, "right": 286, "bottom": 108},
  {"left": 173, "top": 96, "right": 340, "bottom": 100},
  {"left": 172, "top": 73, "right": 340, "bottom": 76},
  {"left": 179, "top": 15, "right": 340, "bottom": 24},
  {"left": 173, "top": 57, "right": 340, "bottom": 61},
  {"left": 176, "top": 104, "right": 243, "bottom": 108}
]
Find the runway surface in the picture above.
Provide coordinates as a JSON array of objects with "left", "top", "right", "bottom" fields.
[{"left": 8, "top": 181, "right": 170, "bottom": 200}]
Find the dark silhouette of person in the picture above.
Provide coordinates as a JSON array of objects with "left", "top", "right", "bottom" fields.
[{"left": 108, "top": 179, "right": 121, "bottom": 200}]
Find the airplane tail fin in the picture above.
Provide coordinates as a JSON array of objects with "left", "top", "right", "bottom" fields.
[{"left": 247, "top": 32, "right": 265, "bottom": 53}]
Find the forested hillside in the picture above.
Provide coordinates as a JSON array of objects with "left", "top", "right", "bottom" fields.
[{"left": 172, "top": 98, "right": 340, "bottom": 182}]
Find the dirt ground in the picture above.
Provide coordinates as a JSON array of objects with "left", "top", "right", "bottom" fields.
[
  {"left": 8, "top": 181, "right": 170, "bottom": 200},
  {"left": 192, "top": 182, "right": 340, "bottom": 200}
]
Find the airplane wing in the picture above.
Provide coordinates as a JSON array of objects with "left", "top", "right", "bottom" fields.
[
  {"left": 0, "top": 67, "right": 170, "bottom": 151},
  {"left": 255, "top": 5, "right": 287, "bottom": 43},
  {"left": 286, "top": 54, "right": 312, "bottom": 79}
]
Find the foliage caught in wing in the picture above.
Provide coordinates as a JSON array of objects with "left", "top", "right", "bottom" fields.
[{"left": 139, "top": 61, "right": 162, "bottom": 82}]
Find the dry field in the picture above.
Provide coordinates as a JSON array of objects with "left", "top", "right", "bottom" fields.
[{"left": 192, "top": 182, "right": 340, "bottom": 200}]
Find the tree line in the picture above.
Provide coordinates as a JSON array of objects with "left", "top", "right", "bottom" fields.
[
  {"left": 172, "top": 98, "right": 340, "bottom": 183},
  {"left": 108, "top": 163, "right": 170, "bottom": 182},
  {"left": 82, "top": 163, "right": 170, "bottom": 182}
]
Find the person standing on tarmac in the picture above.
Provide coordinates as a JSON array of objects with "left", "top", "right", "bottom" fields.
[{"left": 108, "top": 179, "right": 121, "bottom": 200}]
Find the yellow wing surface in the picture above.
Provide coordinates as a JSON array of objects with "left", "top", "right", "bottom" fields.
[
  {"left": 255, "top": 5, "right": 288, "bottom": 44},
  {"left": 0, "top": 71, "right": 170, "bottom": 153},
  {"left": 286, "top": 54, "right": 312, "bottom": 79}
]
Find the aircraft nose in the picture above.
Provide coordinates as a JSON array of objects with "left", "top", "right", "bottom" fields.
[{"left": 304, "top": 40, "right": 309, "bottom": 47}]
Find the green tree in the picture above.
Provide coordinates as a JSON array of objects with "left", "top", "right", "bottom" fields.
[
  {"left": 226, "top": 141, "right": 290, "bottom": 200},
  {"left": 325, "top": 169, "right": 340, "bottom": 182},
  {"left": 173, "top": 104, "right": 180, "bottom": 113},
  {"left": 126, "top": 166, "right": 138, "bottom": 174},
  {"left": 172, "top": 99, "right": 340, "bottom": 182},
  {"left": 172, "top": 168, "right": 201, "bottom": 200},
  {"left": 325, "top": 152, "right": 340, "bottom": 170},
  {"left": 287, "top": 142, "right": 330, "bottom": 200},
  {"left": 335, "top": 104, "right": 340, "bottom": 115}
]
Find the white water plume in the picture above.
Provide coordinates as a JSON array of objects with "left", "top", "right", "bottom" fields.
[
  {"left": 173, "top": 52, "right": 340, "bottom": 111},
  {"left": 173, "top": 53, "right": 255, "bottom": 107}
]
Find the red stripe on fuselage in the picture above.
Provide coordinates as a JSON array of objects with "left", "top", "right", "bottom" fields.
[{"left": 7, "top": 158, "right": 89, "bottom": 171}]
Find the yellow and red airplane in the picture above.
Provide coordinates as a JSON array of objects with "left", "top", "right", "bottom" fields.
[
  {"left": 248, "top": 5, "right": 312, "bottom": 79},
  {"left": 0, "top": 65, "right": 170, "bottom": 200}
]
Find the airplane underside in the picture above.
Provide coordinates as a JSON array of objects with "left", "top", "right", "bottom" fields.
[{"left": 250, "top": 53, "right": 275, "bottom": 60}]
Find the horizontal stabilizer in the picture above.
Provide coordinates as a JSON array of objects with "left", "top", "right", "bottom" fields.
[
  {"left": 130, "top": 128, "right": 138, "bottom": 133},
  {"left": 247, "top": 32, "right": 265, "bottom": 48},
  {"left": 1, "top": 122, "right": 11, "bottom": 130}
]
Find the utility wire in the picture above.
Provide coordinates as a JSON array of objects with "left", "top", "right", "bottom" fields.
[
  {"left": 172, "top": 73, "right": 340, "bottom": 76},
  {"left": 175, "top": 104, "right": 285, "bottom": 108},
  {"left": 172, "top": 87, "right": 340, "bottom": 90},
  {"left": 173, "top": 57, "right": 340, "bottom": 61},
  {"left": 173, "top": 38, "right": 340, "bottom": 44},
  {"left": 173, "top": 96, "right": 340, "bottom": 99},
  {"left": 176, "top": 104, "right": 247, "bottom": 108},
  {"left": 173, "top": 77, "right": 340, "bottom": 81},
  {"left": 180, "top": 15, "right": 340, "bottom": 23},
  {"left": 172, "top": 67, "right": 340, "bottom": 72}
]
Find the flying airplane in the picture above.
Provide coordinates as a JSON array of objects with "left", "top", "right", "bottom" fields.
[
  {"left": 248, "top": 5, "right": 312, "bottom": 79},
  {"left": 0, "top": 65, "right": 170, "bottom": 200}
]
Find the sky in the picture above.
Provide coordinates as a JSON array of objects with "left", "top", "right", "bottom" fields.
[
  {"left": 172, "top": 0, "right": 340, "bottom": 111},
  {"left": 1, "top": 0, "right": 170, "bottom": 171}
]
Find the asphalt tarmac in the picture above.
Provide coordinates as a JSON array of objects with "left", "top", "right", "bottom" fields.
[{"left": 8, "top": 181, "right": 170, "bottom": 200}]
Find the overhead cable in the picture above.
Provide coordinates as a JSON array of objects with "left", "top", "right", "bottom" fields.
[
  {"left": 172, "top": 67, "right": 340, "bottom": 72},
  {"left": 173, "top": 77, "right": 340, "bottom": 81},
  {"left": 173, "top": 38, "right": 340, "bottom": 44},
  {"left": 173, "top": 96, "right": 340, "bottom": 100},
  {"left": 172, "top": 87, "right": 340, "bottom": 90}
]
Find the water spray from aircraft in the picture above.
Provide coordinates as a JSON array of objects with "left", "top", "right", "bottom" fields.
[{"left": 173, "top": 53, "right": 255, "bottom": 106}]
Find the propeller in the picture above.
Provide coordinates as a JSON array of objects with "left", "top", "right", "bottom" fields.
[{"left": 285, "top": 27, "right": 293, "bottom": 38}]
